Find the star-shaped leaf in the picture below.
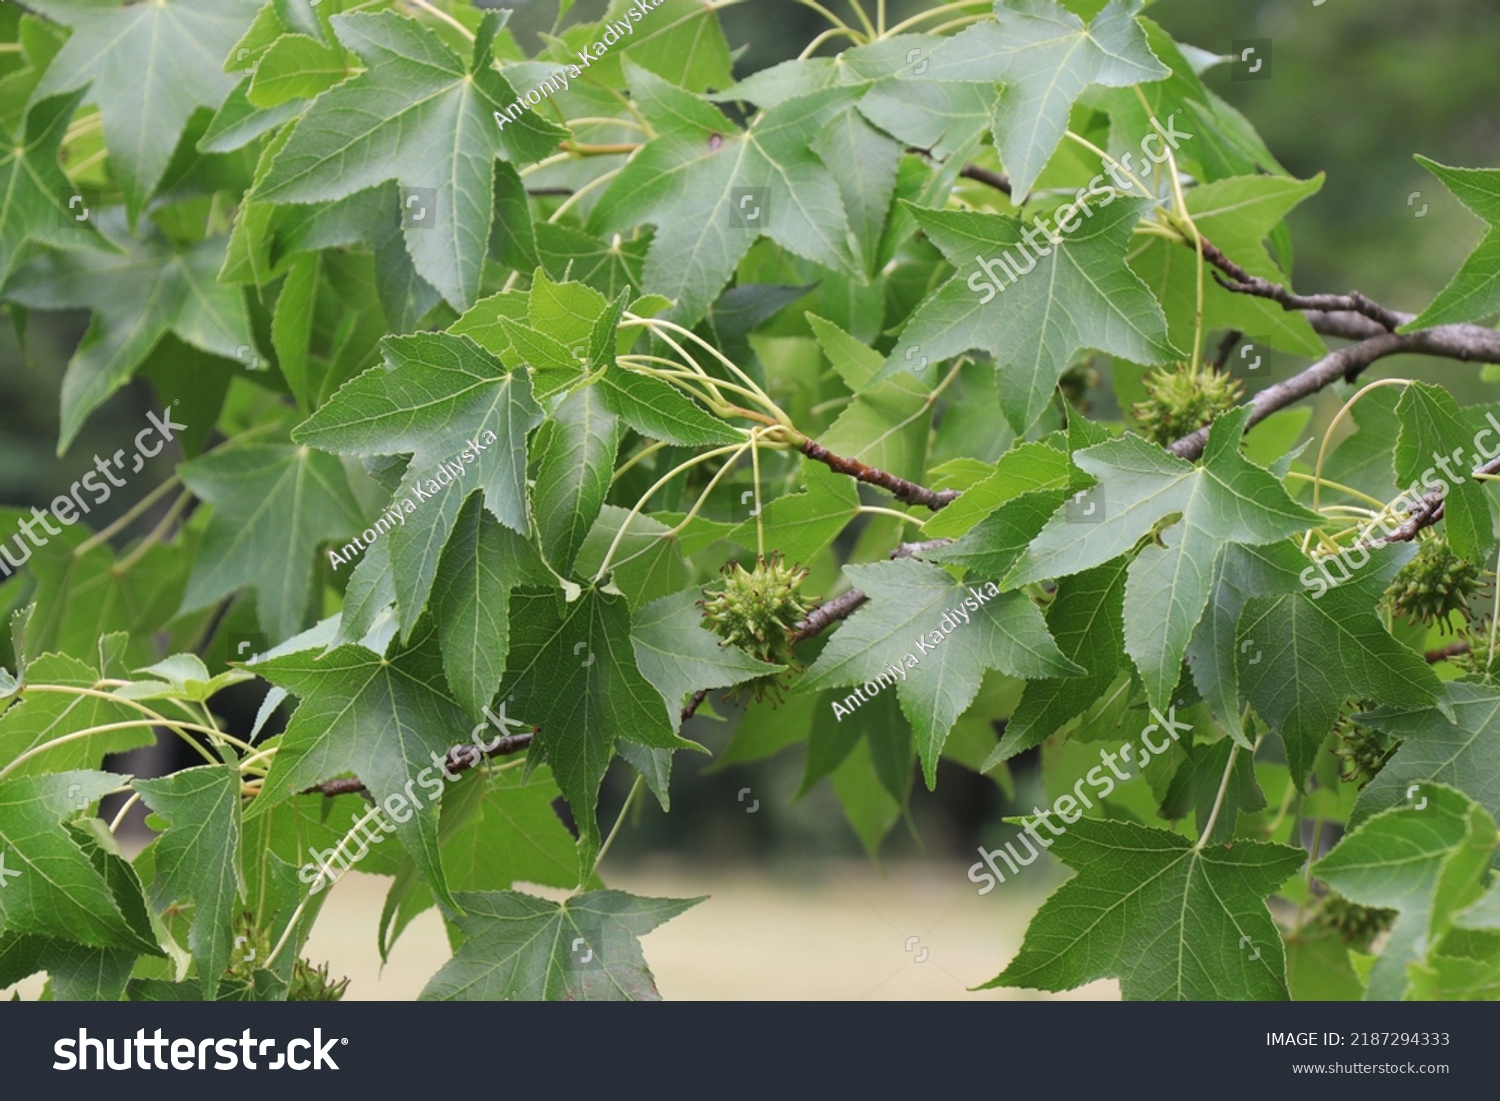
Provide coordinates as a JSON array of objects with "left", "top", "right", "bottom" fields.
[
  {"left": 981, "top": 817, "right": 1304, "bottom": 1000},
  {"left": 249, "top": 624, "right": 471, "bottom": 912},
  {"left": 5, "top": 223, "right": 256, "bottom": 451},
  {"left": 1402, "top": 158, "right": 1500, "bottom": 331},
  {"left": 1006, "top": 409, "right": 1320, "bottom": 711},
  {"left": 27, "top": 0, "right": 261, "bottom": 219},
  {"left": 800, "top": 557, "right": 1080, "bottom": 788},
  {"left": 419, "top": 888, "right": 700, "bottom": 1001},
  {"left": 292, "top": 332, "right": 544, "bottom": 635},
  {"left": 1238, "top": 581, "right": 1448, "bottom": 789},
  {"left": 0, "top": 88, "right": 109, "bottom": 288},
  {"left": 178, "top": 442, "right": 365, "bottom": 643},
  {"left": 135, "top": 762, "right": 242, "bottom": 1001},
  {"left": 255, "top": 11, "right": 565, "bottom": 310},
  {"left": 502, "top": 587, "right": 697, "bottom": 879},
  {"left": 880, "top": 199, "right": 1180, "bottom": 431},
  {"left": 589, "top": 62, "right": 864, "bottom": 324},
  {"left": 923, "top": 0, "right": 1169, "bottom": 197}
]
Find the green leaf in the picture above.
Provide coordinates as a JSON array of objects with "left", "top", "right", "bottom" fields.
[
  {"left": 28, "top": 0, "right": 261, "bottom": 219},
  {"left": 993, "top": 557, "right": 1130, "bottom": 762},
  {"left": 1393, "top": 382, "right": 1493, "bottom": 561},
  {"left": 1238, "top": 581, "right": 1447, "bottom": 789},
  {"left": 723, "top": 460, "right": 861, "bottom": 565},
  {"left": 430, "top": 494, "right": 538, "bottom": 722},
  {"left": 881, "top": 199, "right": 1180, "bottom": 431},
  {"left": 590, "top": 63, "right": 864, "bottom": 324},
  {"left": 629, "top": 590, "right": 784, "bottom": 722},
  {"left": 134, "top": 762, "right": 242, "bottom": 1001},
  {"left": 575, "top": 506, "right": 692, "bottom": 611},
  {"left": 250, "top": 625, "right": 472, "bottom": 912},
  {"left": 5, "top": 226, "right": 255, "bottom": 452},
  {"left": 810, "top": 314, "right": 933, "bottom": 484},
  {"left": 0, "top": 89, "right": 110, "bottom": 289},
  {"left": 532, "top": 385, "right": 621, "bottom": 577},
  {"left": 503, "top": 587, "right": 697, "bottom": 878},
  {"left": 0, "top": 771, "right": 136, "bottom": 948},
  {"left": 924, "top": 0, "right": 1168, "bottom": 197},
  {"left": 379, "top": 765, "right": 580, "bottom": 961},
  {"left": 599, "top": 370, "right": 742, "bottom": 447},
  {"left": 255, "top": 11, "right": 565, "bottom": 310},
  {"left": 982, "top": 817, "right": 1304, "bottom": 1000},
  {"left": 1315, "top": 783, "right": 1497, "bottom": 1000},
  {"left": 801, "top": 558, "right": 1080, "bottom": 788},
  {"left": 1353, "top": 683, "right": 1500, "bottom": 835},
  {"left": 0, "top": 654, "right": 151, "bottom": 778},
  {"left": 179, "top": 443, "right": 364, "bottom": 643},
  {"left": 1402, "top": 158, "right": 1500, "bottom": 331},
  {"left": 1006, "top": 410, "right": 1319, "bottom": 711},
  {"left": 418, "top": 888, "right": 700, "bottom": 1001},
  {"left": 246, "top": 32, "right": 349, "bottom": 109},
  {"left": 292, "top": 332, "right": 544, "bottom": 631}
]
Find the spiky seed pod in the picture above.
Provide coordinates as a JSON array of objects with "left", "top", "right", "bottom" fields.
[
  {"left": 288, "top": 958, "right": 350, "bottom": 1001},
  {"left": 1453, "top": 627, "right": 1498, "bottom": 681},
  {"left": 1311, "top": 891, "right": 1398, "bottom": 947},
  {"left": 1131, "top": 361, "right": 1244, "bottom": 447},
  {"left": 1331, "top": 713, "right": 1396, "bottom": 787},
  {"left": 698, "top": 555, "right": 814, "bottom": 668},
  {"left": 1383, "top": 534, "right": 1486, "bottom": 631}
]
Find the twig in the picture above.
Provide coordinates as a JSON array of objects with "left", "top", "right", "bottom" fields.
[
  {"left": 800, "top": 439, "right": 960, "bottom": 510},
  {"left": 787, "top": 540, "right": 953, "bottom": 644},
  {"left": 1426, "top": 641, "right": 1471, "bottom": 664},
  {"left": 959, "top": 164, "right": 1012, "bottom": 196},
  {"left": 1210, "top": 329, "right": 1243, "bottom": 371},
  {"left": 1195, "top": 236, "right": 1404, "bottom": 332},
  {"left": 301, "top": 731, "right": 535, "bottom": 798}
]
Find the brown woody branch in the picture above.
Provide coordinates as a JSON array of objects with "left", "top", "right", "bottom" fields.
[
  {"left": 800, "top": 439, "right": 960, "bottom": 510},
  {"left": 788, "top": 540, "right": 953, "bottom": 644},
  {"left": 1196, "top": 237, "right": 1405, "bottom": 331},
  {"left": 959, "top": 164, "right": 1012, "bottom": 196},
  {"left": 299, "top": 691, "right": 713, "bottom": 800},
  {"left": 1426, "top": 640, "right": 1471, "bottom": 664}
]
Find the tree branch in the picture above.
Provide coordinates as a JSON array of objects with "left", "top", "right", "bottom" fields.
[
  {"left": 788, "top": 540, "right": 953, "bottom": 644},
  {"left": 799, "top": 439, "right": 960, "bottom": 510},
  {"left": 1196, "top": 236, "right": 1405, "bottom": 331},
  {"left": 959, "top": 163, "right": 1012, "bottom": 196}
]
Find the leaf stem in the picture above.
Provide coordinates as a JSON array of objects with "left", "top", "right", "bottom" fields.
[
  {"left": 113, "top": 488, "right": 193, "bottom": 574},
  {"left": 885, "top": 0, "right": 989, "bottom": 37},
  {"left": 592, "top": 443, "right": 750, "bottom": 580},
  {"left": 403, "top": 0, "right": 473, "bottom": 40},
  {"left": 1311, "top": 378, "right": 1411, "bottom": 516},
  {"left": 73, "top": 473, "right": 184, "bottom": 557},
  {"left": 592, "top": 775, "right": 644, "bottom": 878}
]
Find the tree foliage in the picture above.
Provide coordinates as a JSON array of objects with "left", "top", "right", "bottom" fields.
[{"left": 2, "top": 0, "right": 1500, "bottom": 1002}]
